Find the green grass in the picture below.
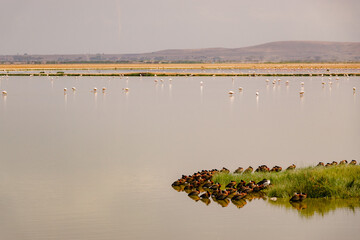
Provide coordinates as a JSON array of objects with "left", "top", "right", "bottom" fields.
[{"left": 212, "top": 165, "right": 360, "bottom": 198}]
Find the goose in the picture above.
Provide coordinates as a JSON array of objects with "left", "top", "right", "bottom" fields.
[
  {"left": 339, "top": 160, "right": 348, "bottom": 165},
  {"left": 200, "top": 191, "right": 210, "bottom": 199},
  {"left": 225, "top": 181, "right": 237, "bottom": 189},
  {"left": 299, "top": 193, "right": 307, "bottom": 201},
  {"left": 228, "top": 91, "right": 234, "bottom": 95},
  {"left": 316, "top": 162, "right": 325, "bottom": 167},
  {"left": 286, "top": 164, "right": 296, "bottom": 170},
  {"left": 290, "top": 193, "right": 301, "bottom": 202},
  {"left": 257, "top": 179, "right": 270, "bottom": 187},
  {"left": 243, "top": 166, "right": 253, "bottom": 174},
  {"left": 349, "top": 160, "right": 357, "bottom": 165},
  {"left": 234, "top": 167, "right": 244, "bottom": 174},
  {"left": 188, "top": 189, "right": 200, "bottom": 197}
]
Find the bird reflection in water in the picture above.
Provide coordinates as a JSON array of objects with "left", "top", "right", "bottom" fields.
[{"left": 290, "top": 201, "right": 307, "bottom": 211}]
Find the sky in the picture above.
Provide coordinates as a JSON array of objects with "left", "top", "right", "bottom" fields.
[{"left": 0, "top": 0, "right": 359, "bottom": 55}]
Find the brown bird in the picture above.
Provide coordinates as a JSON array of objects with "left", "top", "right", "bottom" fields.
[
  {"left": 216, "top": 190, "right": 229, "bottom": 200},
  {"left": 234, "top": 167, "right": 244, "bottom": 174},
  {"left": 286, "top": 164, "right": 296, "bottom": 170},
  {"left": 200, "top": 191, "right": 211, "bottom": 199},
  {"left": 188, "top": 189, "right": 200, "bottom": 197},
  {"left": 350, "top": 160, "right": 357, "bottom": 165},
  {"left": 231, "top": 192, "right": 247, "bottom": 201},
  {"left": 316, "top": 162, "right": 325, "bottom": 167},
  {"left": 290, "top": 193, "right": 301, "bottom": 202},
  {"left": 244, "top": 166, "right": 253, "bottom": 174},
  {"left": 299, "top": 193, "right": 307, "bottom": 201},
  {"left": 339, "top": 160, "right": 348, "bottom": 165},
  {"left": 270, "top": 166, "right": 282, "bottom": 172},
  {"left": 225, "top": 181, "right": 237, "bottom": 189}
]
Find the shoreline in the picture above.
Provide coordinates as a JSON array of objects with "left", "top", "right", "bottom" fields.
[
  {"left": 1, "top": 72, "right": 359, "bottom": 77},
  {"left": 1, "top": 63, "right": 360, "bottom": 71}
]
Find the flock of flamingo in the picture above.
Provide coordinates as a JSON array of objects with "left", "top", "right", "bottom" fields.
[{"left": 0, "top": 74, "right": 357, "bottom": 97}]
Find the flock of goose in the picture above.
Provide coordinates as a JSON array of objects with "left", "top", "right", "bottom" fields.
[
  {"left": 172, "top": 160, "right": 358, "bottom": 208},
  {"left": 172, "top": 168, "right": 270, "bottom": 208},
  {"left": 171, "top": 164, "right": 298, "bottom": 208}
]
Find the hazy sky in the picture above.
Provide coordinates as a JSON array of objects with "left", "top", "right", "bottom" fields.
[{"left": 1, "top": 0, "right": 359, "bottom": 54}]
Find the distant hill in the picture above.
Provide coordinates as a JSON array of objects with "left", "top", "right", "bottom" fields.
[{"left": 1, "top": 41, "right": 360, "bottom": 63}]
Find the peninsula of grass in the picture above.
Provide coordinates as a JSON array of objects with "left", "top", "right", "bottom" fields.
[{"left": 212, "top": 164, "right": 360, "bottom": 199}]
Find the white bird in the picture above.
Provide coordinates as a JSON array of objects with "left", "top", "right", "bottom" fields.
[
  {"left": 2, "top": 91, "right": 7, "bottom": 95},
  {"left": 265, "top": 79, "right": 269, "bottom": 83},
  {"left": 256, "top": 91, "right": 259, "bottom": 96},
  {"left": 285, "top": 80, "right": 289, "bottom": 85},
  {"left": 169, "top": 78, "right": 172, "bottom": 82},
  {"left": 200, "top": 81, "right": 203, "bottom": 86}
]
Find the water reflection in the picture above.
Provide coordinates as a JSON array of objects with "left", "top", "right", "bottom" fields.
[
  {"left": 173, "top": 185, "right": 266, "bottom": 209},
  {"left": 267, "top": 198, "right": 360, "bottom": 218}
]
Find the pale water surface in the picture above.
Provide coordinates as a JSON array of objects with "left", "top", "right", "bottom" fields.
[{"left": 0, "top": 75, "right": 359, "bottom": 240}]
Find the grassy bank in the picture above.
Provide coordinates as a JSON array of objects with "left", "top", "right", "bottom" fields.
[{"left": 212, "top": 165, "right": 360, "bottom": 198}]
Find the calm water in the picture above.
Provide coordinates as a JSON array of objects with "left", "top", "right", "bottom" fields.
[{"left": 0, "top": 74, "right": 359, "bottom": 240}]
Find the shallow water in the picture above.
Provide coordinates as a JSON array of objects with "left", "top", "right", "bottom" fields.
[{"left": 0, "top": 75, "right": 359, "bottom": 240}]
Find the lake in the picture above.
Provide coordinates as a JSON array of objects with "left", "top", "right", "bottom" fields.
[{"left": 0, "top": 74, "right": 359, "bottom": 239}]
